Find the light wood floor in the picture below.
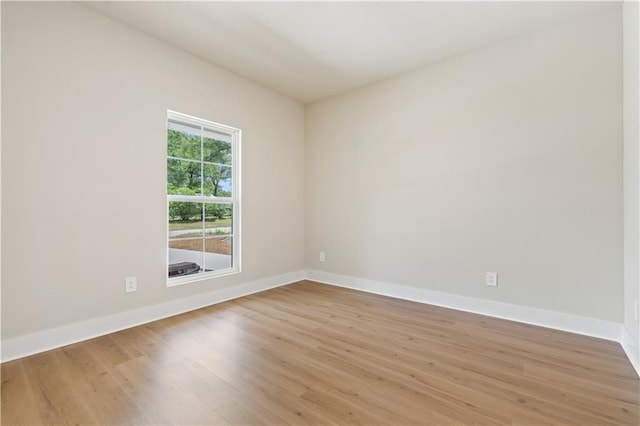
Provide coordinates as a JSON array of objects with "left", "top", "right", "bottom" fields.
[{"left": 1, "top": 280, "right": 639, "bottom": 425}]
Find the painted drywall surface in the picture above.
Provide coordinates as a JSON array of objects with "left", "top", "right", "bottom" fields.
[
  {"left": 306, "top": 8, "right": 623, "bottom": 322},
  {"left": 1, "top": 2, "right": 305, "bottom": 339},
  {"left": 624, "top": 0, "right": 640, "bottom": 354},
  {"left": 0, "top": 2, "right": 3, "bottom": 341}
]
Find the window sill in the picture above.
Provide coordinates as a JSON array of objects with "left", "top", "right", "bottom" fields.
[{"left": 166, "top": 267, "right": 240, "bottom": 287}]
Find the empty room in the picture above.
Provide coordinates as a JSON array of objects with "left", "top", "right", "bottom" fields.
[{"left": 2, "top": 0, "right": 640, "bottom": 424}]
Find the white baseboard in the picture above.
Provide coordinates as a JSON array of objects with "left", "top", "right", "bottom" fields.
[
  {"left": 621, "top": 325, "right": 640, "bottom": 377},
  {"left": 1, "top": 270, "right": 305, "bottom": 363},
  {"left": 306, "top": 270, "right": 623, "bottom": 343},
  {"left": 4, "top": 268, "right": 638, "bottom": 379}
]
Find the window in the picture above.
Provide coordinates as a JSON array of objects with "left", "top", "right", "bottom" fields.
[{"left": 166, "top": 110, "right": 240, "bottom": 285}]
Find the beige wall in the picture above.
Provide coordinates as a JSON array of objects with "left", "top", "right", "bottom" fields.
[
  {"left": 1, "top": 2, "right": 305, "bottom": 339},
  {"left": 0, "top": 3, "right": 3, "bottom": 340},
  {"left": 306, "top": 8, "right": 623, "bottom": 321},
  {"left": 1, "top": 2, "right": 628, "bottom": 345},
  {"left": 624, "top": 0, "right": 640, "bottom": 358}
]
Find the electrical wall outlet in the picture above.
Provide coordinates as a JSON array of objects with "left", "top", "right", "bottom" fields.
[
  {"left": 485, "top": 271, "right": 498, "bottom": 287},
  {"left": 319, "top": 252, "right": 326, "bottom": 262},
  {"left": 125, "top": 276, "right": 137, "bottom": 293}
]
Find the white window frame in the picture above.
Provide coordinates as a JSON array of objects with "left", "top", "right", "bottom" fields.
[{"left": 166, "top": 110, "right": 241, "bottom": 286}]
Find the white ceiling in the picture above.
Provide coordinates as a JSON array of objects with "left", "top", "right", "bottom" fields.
[{"left": 84, "top": 1, "right": 615, "bottom": 104}]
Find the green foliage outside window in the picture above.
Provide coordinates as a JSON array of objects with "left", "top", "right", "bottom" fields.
[
  {"left": 167, "top": 128, "right": 233, "bottom": 222},
  {"left": 167, "top": 129, "right": 232, "bottom": 196}
]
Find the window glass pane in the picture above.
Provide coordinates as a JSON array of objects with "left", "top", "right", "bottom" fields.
[
  {"left": 168, "top": 201, "right": 204, "bottom": 234},
  {"left": 168, "top": 201, "right": 204, "bottom": 277},
  {"left": 168, "top": 239, "right": 203, "bottom": 277},
  {"left": 203, "top": 164, "right": 232, "bottom": 197},
  {"left": 203, "top": 128, "right": 232, "bottom": 143},
  {"left": 204, "top": 237, "right": 232, "bottom": 271},
  {"left": 204, "top": 203, "right": 232, "bottom": 234},
  {"left": 203, "top": 134, "right": 232, "bottom": 165},
  {"left": 168, "top": 121, "right": 201, "bottom": 161},
  {"left": 167, "top": 159, "right": 202, "bottom": 195},
  {"left": 167, "top": 112, "right": 239, "bottom": 282},
  {"left": 203, "top": 203, "right": 232, "bottom": 271}
]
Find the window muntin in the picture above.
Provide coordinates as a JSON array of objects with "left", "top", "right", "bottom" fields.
[{"left": 167, "top": 111, "right": 240, "bottom": 285}]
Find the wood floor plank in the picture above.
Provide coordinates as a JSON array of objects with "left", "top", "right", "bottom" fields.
[
  {"left": 2, "top": 280, "right": 639, "bottom": 425},
  {"left": 1, "top": 361, "right": 42, "bottom": 426}
]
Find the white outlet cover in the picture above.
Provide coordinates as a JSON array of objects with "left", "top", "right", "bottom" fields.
[
  {"left": 485, "top": 272, "right": 498, "bottom": 287},
  {"left": 125, "top": 276, "right": 137, "bottom": 293}
]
